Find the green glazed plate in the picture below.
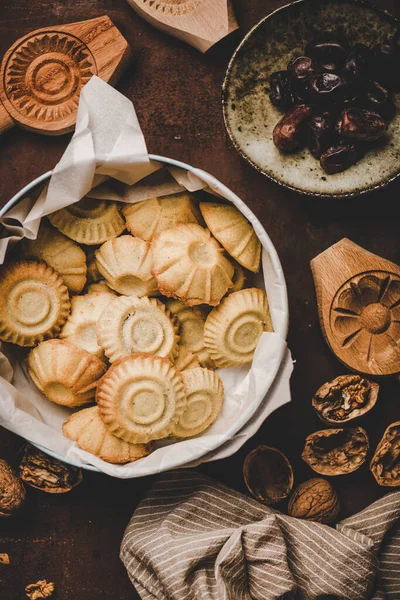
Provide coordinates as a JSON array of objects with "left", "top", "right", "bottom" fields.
[{"left": 222, "top": 0, "right": 400, "bottom": 198}]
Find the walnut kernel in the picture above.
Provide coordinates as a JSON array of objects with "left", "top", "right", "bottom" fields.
[
  {"left": 302, "top": 427, "right": 369, "bottom": 476},
  {"left": 312, "top": 375, "right": 379, "bottom": 424},
  {"left": 19, "top": 446, "right": 82, "bottom": 493},
  {"left": 0, "top": 458, "right": 26, "bottom": 518},
  {"left": 25, "top": 580, "right": 55, "bottom": 600}
]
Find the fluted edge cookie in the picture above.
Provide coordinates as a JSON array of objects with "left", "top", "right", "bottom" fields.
[
  {"left": 0, "top": 261, "right": 70, "bottom": 347},
  {"left": 62, "top": 406, "right": 151, "bottom": 464},
  {"left": 97, "top": 353, "right": 187, "bottom": 444},
  {"left": 21, "top": 222, "right": 87, "bottom": 294},
  {"left": 96, "top": 295, "right": 179, "bottom": 363},
  {"left": 48, "top": 197, "right": 125, "bottom": 245},
  {"left": 60, "top": 292, "right": 116, "bottom": 358},
  {"left": 171, "top": 368, "right": 224, "bottom": 438},
  {"left": 95, "top": 235, "right": 158, "bottom": 297},
  {"left": 27, "top": 339, "right": 106, "bottom": 407},
  {"left": 123, "top": 192, "right": 201, "bottom": 241},
  {"left": 151, "top": 223, "right": 234, "bottom": 306},
  {"left": 200, "top": 202, "right": 261, "bottom": 273},
  {"left": 204, "top": 288, "right": 273, "bottom": 368}
]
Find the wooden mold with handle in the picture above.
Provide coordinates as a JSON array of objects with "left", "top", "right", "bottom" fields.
[
  {"left": 126, "top": 0, "right": 239, "bottom": 53},
  {"left": 0, "top": 16, "right": 131, "bottom": 136},
  {"left": 311, "top": 238, "right": 400, "bottom": 377}
]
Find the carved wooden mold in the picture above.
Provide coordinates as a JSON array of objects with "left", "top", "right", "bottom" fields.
[
  {"left": 126, "top": 0, "right": 239, "bottom": 53},
  {"left": 311, "top": 239, "right": 400, "bottom": 376},
  {"left": 0, "top": 16, "right": 131, "bottom": 135}
]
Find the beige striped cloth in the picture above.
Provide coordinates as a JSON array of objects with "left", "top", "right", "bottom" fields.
[{"left": 121, "top": 471, "right": 400, "bottom": 600}]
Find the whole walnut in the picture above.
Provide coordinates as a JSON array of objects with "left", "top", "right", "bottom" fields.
[
  {"left": 288, "top": 478, "right": 340, "bottom": 524},
  {"left": 0, "top": 458, "right": 26, "bottom": 518}
]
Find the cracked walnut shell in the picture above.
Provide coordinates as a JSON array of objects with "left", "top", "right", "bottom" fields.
[
  {"left": 19, "top": 446, "right": 82, "bottom": 493},
  {"left": 0, "top": 459, "right": 26, "bottom": 518},
  {"left": 371, "top": 422, "right": 400, "bottom": 486},
  {"left": 302, "top": 427, "right": 369, "bottom": 476},
  {"left": 243, "top": 445, "right": 294, "bottom": 505},
  {"left": 312, "top": 375, "right": 379, "bottom": 424},
  {"left": 288, "top": 478, "right": 340, "bottom": 524}
]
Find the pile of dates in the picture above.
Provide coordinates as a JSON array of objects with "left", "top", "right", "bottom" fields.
[{"left": 270, "top": 33, "right": 400, "bottom": 174}]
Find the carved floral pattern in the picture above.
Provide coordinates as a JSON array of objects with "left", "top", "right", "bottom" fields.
[
  {"left": 332, "top": 273, "right": 400, "bottom": 367},
  {"left": 5, "top": 33, "right": 95, "bottom": 121},
  {"left": 140, "top": 0, "right": 204, "bottom": 16}
]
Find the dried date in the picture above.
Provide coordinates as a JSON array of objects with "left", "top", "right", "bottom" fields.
[
  {"left": 337, "top": 108, "right": 386, "bottom": 142},
  {"left": 288, "top": 56, "right": 315, "bottom": 80},
  {"left": 19, "top": 446, "right": 82, "bottom": 493},
  {"left": 370, "top": 422, "right": 400, "bottom": 486},
  {"left": 312, "top": 375, "right": 379, "bottom": 424},
  {"left": 288, "top": 478, "right": 340, "bottom": 524},
  {"left": 306, "top": 113, "right": 335, "bottom": 158},
  {"left": 243, "top": 445, "right": 294, "bottom": 505},
  {"left": 272, "top": 104, "right": 313, "bottom": 152},
  {"left": 305, "top": 35, "right": 348, "bottom": 72},
  {"left": 302, "top": 427, "right": 369, "bottom": 476},
  {"left": 320, "top": 143, "right": 358, "bottom": 174},
  {"left": 269, "top": 71, "right": 297, "bottom": 108},
  {"left": 343, "top": 43, "right": 373, "bottom": 80}
]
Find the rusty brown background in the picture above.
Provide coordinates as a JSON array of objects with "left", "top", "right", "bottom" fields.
[{"left": 0, "top": 1, "right": 399, "bottom": 598}]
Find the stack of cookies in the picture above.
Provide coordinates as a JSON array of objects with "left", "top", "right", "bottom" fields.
[{"left": 0, "top": 192, "right": 273, "bottom": 465}]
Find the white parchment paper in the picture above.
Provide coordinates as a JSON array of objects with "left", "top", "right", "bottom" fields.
[{"left": 0, "top": 77, "right": 292, "bottom": 478}]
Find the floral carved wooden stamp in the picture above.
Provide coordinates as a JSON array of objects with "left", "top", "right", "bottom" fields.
[
  {"left": 0, "top": 16, "right": 131, "bottom": 136},
  {"left": 311, "top": 239, "right": 400, "bottom": 376}
]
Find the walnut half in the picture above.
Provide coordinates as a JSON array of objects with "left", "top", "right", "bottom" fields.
[
  {"left": 371, "top": 422, "right": 400, "bottom": 486},
  {"left": 0, "top": 458, "right": 26, "bottom": 518},
  {"left": 312, "top": 375, "right": 379, "bottom": 424},
  {"left": 19, "top": 446, "right": 82, "bottom": 494},
  {"left": 302, "top": 427, "right": 369, "bottom": 476},
  {"left": 243, "top": 445, "right": 294, "bottom": 504},
  {"left": 25, "top": 580, "right": 55, "bottom": 600}
]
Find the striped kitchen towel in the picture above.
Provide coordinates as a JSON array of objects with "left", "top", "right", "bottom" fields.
[{"left": 121, "top": 470, "right": 400, "bottom": 600}]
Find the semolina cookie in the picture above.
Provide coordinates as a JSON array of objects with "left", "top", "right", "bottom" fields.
[
  {"left": 21, "top": 222, "right": 87, "bottom": 294},
  {"left": 96, "top": 353, "right": 187, "bottom": 444},
  {"left": 95, "top": 235, "right": 158, "bottom": 297},
  {"left": 0, "top": 261, "right": 70, "bottom": 347},
  {"left": 122, "top": 192, "right": 200, "bottom": 241},
  {"left": 27, "top": 339, "right": 106, "bottom": 407},
  {"left": 151, "top": 223, "right": 234, "bottom": 306},
  {"left": 200, "top": 202, "right": 261, "bottom": 273},
  {"left": 204, "top": 288, "right": 273, "bottom": 368},
  {"left": 97, "top": 295, "right": 179, "bottom": 363},
  {"left": 48, "top": 197, "right": 125, "bottom": 245},
  {"left": 166, "top": 299, "right": 213, "bottom": 368},
  {"left": 62, "top": 406, "right": 151, "bottom": 464},
  {"left": 86, "top": 282, "right": 116, "bottom": 296},
  {"left": 171, "top": 367, "right": 224, "bottom": 438},
  {"left": 229, "top": 261, "right": 247, "bottom": 294},
  {"left": 86, "top": 249, "right": 102, "bottom": 283},
  {"left": 174, "top": 347, "right": 201, "bottom": 372},
  {"left": 60, "top": 292, "right": 116, "bottom": 359}
]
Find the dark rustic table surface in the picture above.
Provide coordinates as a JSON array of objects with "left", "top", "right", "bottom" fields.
[{"left": 0, "top": 1, "right": 399, "bottom": 598}]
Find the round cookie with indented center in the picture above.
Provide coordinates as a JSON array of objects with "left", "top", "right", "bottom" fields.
[
  {"left": 96, "top": 295, "right": 179, "bottom": 363},
  {"left": 0, "top": 261, "right": 70, "bottom": 347},
  {"left": 151, "top": 223, "right": 234, "bottom": 306},
  {"left": 95, "top": 235, "right": 158, "bottom": 297},
  {"left": 62, "top": 406, "right": 151, "bottom": 464},
  {"left": 204, "top": 288, "right": 273, "bottom": 368},
  {"left": 171, "top": 368, "right": 224, "bottom": 438},
  {"left": 48, "top": 197, "right": 125, "bottom": 245},
  {"left": 96, "top": 353, "right": 186, "bottom": 443},
  {"left": 27, "top": 339, "right": 106, "bottom": 407}
]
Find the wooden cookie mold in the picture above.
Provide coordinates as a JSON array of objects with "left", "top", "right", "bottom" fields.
[
  {"left": 126, "top": 0, "right": 239, "bottom": 53},
  {"left": 0, "top": 16, "right": 131, "bottom": 136},
  {"left": 311, "top": 238, "right": 400, "bottom": 376}
]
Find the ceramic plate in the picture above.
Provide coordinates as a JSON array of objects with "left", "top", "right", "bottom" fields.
[{"left": 222, "top": 0, "right": 400, "bottom": 198}]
